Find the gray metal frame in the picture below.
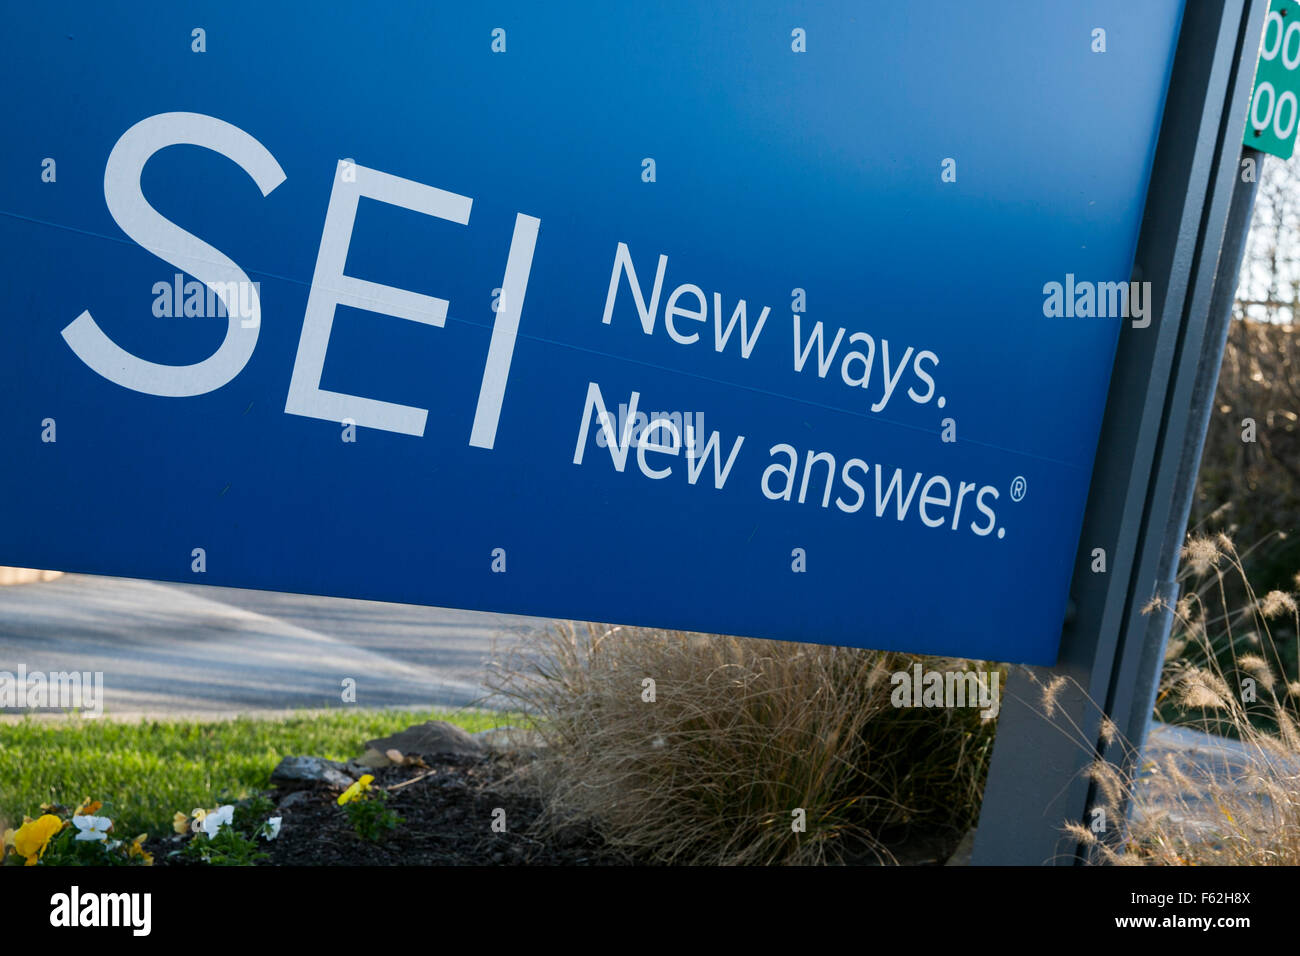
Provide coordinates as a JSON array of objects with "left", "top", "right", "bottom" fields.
[{"left": 972, "top": 0, "right": 1267, "bottom": 865}]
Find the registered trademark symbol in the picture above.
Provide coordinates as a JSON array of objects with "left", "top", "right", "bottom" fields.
[{"left": 1010, "top": 476, "right": 1027, "bottom": 501}]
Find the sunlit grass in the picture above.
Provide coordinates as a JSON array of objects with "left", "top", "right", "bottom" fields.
[{"left": 0, "top": 709, "right": 500, "bottom": 838}]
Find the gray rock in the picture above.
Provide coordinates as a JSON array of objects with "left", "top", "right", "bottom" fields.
[
  {"left": 365, "top": 720, "right": 484, "bottom": 759},
  {"left": 277, "top": 790, "right": 314, "bottom": 809},
  {"left": 270, "top": 755, "right": 357, "bottom": 789}
]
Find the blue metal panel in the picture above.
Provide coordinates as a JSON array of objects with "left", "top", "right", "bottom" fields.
[{"left": 0, "top": 2, "right": 1184, "bottom": 663}]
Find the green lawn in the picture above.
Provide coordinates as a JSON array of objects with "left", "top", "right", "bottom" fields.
[{"left": 0, "top": 709, "right": 501, "bottom": 837}]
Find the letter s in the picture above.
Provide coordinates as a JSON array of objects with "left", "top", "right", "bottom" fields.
[
  {"left": 907, "top": 350, "right": 938, "bottom": 404},
  {"left": 970, "top": 485, "right": 998, "bottom": 536},
  {"left": 62, "top": 112, "right": 285, "bottom": 396}
]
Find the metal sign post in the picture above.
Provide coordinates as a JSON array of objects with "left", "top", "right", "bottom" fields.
[{"left": 973, "top": 0, "right": 1268, "bottom": 865}]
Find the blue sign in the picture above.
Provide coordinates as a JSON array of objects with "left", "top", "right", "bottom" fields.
[{"left": 0, "top": 2, "right": 1184, "bottom": 664}]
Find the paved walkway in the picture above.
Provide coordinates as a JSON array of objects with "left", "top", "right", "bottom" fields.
[
  {"left": 0, "top": 574, "right": 549, "bottom": 718},
  {"left": 1134, "top": 720, "right": 1299, "bottom": 838}
]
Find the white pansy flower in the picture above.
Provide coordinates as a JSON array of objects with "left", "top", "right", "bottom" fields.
[
  {"left": 201, "top": 804, "right": 235, "bottom": 838},
  {"left": 72, "top": 815, "right": 112, "bottom": 842}
]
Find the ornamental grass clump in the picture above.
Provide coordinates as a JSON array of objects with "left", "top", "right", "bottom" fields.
[
  {"left": 488, "top": 623, "right": 997, "bottom": 865},
  {"left": 1044, "top": 534, "right": 1300, "bottom": 865}
]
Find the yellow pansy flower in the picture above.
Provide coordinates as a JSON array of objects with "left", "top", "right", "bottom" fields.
[
  {"left": 337, "top": 774, "right": 375, "bottom": 805},
  {"left": 13, "top": 814, "right": 64, "bottom": 866},
  {"left": 173, "top": 811, "right": 191, "bottom": 835},
  {"left": 128, "top": 834, "right": 154, "bottom": 866}
]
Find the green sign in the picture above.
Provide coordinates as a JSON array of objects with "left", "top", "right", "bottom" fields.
[{"left": 1245, "top": 0, "right": 1300, "bottom": 157}]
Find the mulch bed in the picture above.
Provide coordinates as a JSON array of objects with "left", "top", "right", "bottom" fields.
[
  {"left": 270, "top": 756, "right": 628, "bottom": 866},
  {"left": 153, "top": 754, "right": 631, "bottom": 866},
  {"left": 149, "top": 753, "right": 961, "bottom": 866}
]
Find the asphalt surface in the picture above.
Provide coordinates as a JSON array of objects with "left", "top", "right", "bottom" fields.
[{"left": 0, "top": 574, "right": 550, "bottom": 718}]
